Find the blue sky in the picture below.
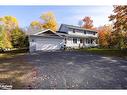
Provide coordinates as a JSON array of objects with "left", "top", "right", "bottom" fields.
[{"left": 0, "top": 6, "right": 113, "bottom": 28}]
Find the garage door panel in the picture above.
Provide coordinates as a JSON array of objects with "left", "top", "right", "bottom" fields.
[{"left": 36, "top": 37, "right": 63, "bottom": 51}]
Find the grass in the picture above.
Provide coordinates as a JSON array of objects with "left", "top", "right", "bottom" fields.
[
  {"left": 0, "top": 48, "right": 34, "bottom": 89},
  {"left": 0, "top": 53, "right": 26, "bottom": 59},
  {"left": 78, "top": 48, "right": 127, "bottom": 58},
  {"left": 0, "top": 61, "right": 35, "bottom": 89},
  {"left": 0, "top": 48, "right": 28, "bottom": 59}
]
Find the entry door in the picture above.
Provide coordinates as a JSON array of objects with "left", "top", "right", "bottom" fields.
[{"left": 79, "top": 38, "right": 84, "bottom": 47}]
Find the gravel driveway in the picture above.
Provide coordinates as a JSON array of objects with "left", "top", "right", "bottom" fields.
[{"left": 0, "top": 51, "right": 127, "bottom": 89}]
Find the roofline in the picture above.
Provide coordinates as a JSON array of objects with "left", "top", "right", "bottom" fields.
[
  {"left": 59, "top": 24, "right": 97, "bottom": 32},
  {"left": 59, "top": 24, "right": 63, "bottom": 31},
  {"left": 34, "top": 29, "right": 63, "bottom": 37},
  {"left": 30, "top": 34, "right": 98, "bottom": 39},
  {"left": 29, "top": 34, "right": 64, "bottom": 39},
  {"left": 34, "top": 29, "right": 53, "bottom": 35}
]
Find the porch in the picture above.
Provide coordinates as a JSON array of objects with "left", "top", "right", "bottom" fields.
[{"left": 65, "top": 37, "right": 98, "bottom": 49}]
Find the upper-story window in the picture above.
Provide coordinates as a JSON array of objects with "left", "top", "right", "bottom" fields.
[
  {"left": 69, "top": 28, "right": 73, "bottom": 32},
  {"left": 87, "top": 31, "right": 91, "bottom": 34},
  {"left": 73, "top": 38, "right": 77, "bottom": 44},
  {"left": 84, "top": 31, "right": 86, "bottom": 34},
  {"left": 93, "top": 32, "right": 96, "bottom": 35},
  {"left": 73, "top": 29, "right": 83, "bottom": 33},
  {"left": 86, "top": 31, "right": 96, "bottom": 35},
  {"left": 76, "top": 29, "right": 79, "bottom": 32},
  {"left": 73, "top": 29, "right": 76, "bottom": 33}
]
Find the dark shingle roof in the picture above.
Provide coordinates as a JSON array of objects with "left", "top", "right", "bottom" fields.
[{"left": 60, "top": 24, "right": 97, "bottom": 32}]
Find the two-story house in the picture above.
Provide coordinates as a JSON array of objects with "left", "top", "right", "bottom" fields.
[
  {"left": 58, "top": 24, "right": 98, "bottom": 48},
  {"left": 29, "top": 24, "right": 98, "bottom": 52}
]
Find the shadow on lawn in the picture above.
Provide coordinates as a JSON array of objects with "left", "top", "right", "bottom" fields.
[{"left": 0, "top": 60, "right": 37, "bottom": 89}]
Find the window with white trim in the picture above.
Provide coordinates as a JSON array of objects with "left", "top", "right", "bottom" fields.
[
  {"left": 32, "top": 39, "right": 34, "bottom": 42},
  {"left": 80, "top": 39, "right": 83, "bottom": 43},
  {"left": 73, "top": 38, "right": 77, "bottom": 44},
  {"left": 86, "top": 39, "right": 91, "bottom": 44}
]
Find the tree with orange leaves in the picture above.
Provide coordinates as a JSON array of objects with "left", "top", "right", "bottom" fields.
[
  {"left": 109, "top": 5, "right": 127, "bottom": 49},
  {"left": 97, "top": 25, "right": 113, "bottom": 48},
  {"left": 82, "top": 16, "right": 93, "bottom": 29}
]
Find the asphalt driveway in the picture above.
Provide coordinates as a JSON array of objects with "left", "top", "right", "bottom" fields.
[{"left": 0, "top": 51, "right": 127, "bottom": 89}]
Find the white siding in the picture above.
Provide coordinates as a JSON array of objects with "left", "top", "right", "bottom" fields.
[
  {"left": 84, "top": 38, "right": 98, "bottom": 47},
  {"left": 65, "top": 37, "right": 98, "bottom": 48},
  {"left": 68, "top": 30, "right": 84, "bottom": 36},
  {"left": 60, "top": 25, "right": 98, "bottom": 38},
  {"left": 68, "top": 30, "right": 98, "bottom": 38},
  {"left": 66, "top": 37, "right": 83, "bottom": 48}
]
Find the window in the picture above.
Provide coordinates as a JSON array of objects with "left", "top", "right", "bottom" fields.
[
  {"left": 80, "top": 39, "right": 83, "bottom": 43},
  {"left": 73, "top": 29, "right": 76, "bottom": 33},
  {"left": 86, "top": 39, "right": 91, "bottom": 44},
  {"left": 91, "top": 39, "right": 93, "bottom": 44},
  {"left": 65, "top": 38, "right": 67, "bottom": 44},
  {"left": 69, "top": 28, "right": 73, "bottom": 32},
  {"left": 89, "top": 31, "right": 92, "bottom": 34},
  {"left": 76, "top": 29, "right": 80, "bottom": 32},
  {"left": 93, "top": 32, "right": 96, "bottom": 35},
  {"left": 87, "top": 31, "right": 96, "bottom": 35},
  {"left": 96, "top": 39, "right": 98, "bottom": 44},
  {"left": 73, "top": 38, "right": 77, "bottom": 44},
  {"left": 87, "top": 31, "right": 92, "bottom": 34},
  {"left": 76, "top": 29, "right": 83, "bottom": 33},
  {"left": 84, "top": 31, "right": 86, "bottom": 34},
  {"left": 88, "top": 39, "right": 91, "bottom": 44},
  {"left": 32, "top": 39, "right": 34, "bottom": 42}
]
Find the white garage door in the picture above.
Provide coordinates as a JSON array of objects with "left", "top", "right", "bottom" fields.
[{"left": 36, "top": 37, "right": 63, "bottom": 51}]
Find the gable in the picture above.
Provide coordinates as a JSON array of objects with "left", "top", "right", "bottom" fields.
[
  {"left": 33, "top": 29, "right": 62, "bottom": 37},
  {"left": 37, "top": 30, "right": 56, "bottom": 36}
]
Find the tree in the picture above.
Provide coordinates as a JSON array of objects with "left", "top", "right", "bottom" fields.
[
  {"left": 82, "top": 16, "right": 93, "bottom": 29},
  {"left": 97, "top": 25, "right": 113, "bottom": 48},
  {"left": 11, "top": 28, "right": 28, "bottom": 48},
  {"left": 0, "top": 16, "right": 29, "bottom": 50},
  {"left": 0, "top": 25, "right": 12, "bottom": 49},
  {"left": 0, "top": 16, "right": 19, "bottom": 46},
  {"left": 109, "top": 5, "right": 127, "bottom": 49},
  {"left": 40, "top": 12, "right": 58, "bottom": 31},
  {"left": 30, "top": 21, "right": 43, "bottom": 32},
  {"left": 0, "top": 16, "right": 18, "bottom": 32}
]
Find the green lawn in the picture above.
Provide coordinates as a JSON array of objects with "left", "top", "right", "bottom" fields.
[
  {"left": 78, "top": 48, "right": 127, "bottom": 58},
  {"left": 0, "top": 53, "right": 34, "bottom": 89},
  {"left": 0, "top": 48, "right": 28, "bottom": 59},
  {"left": 0, "top": 53, "right": 26, "bottom": 59}
]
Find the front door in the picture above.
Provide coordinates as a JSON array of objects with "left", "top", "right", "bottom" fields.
[{"left": 79, "top": 38, "right": 84, "bottom": 48}]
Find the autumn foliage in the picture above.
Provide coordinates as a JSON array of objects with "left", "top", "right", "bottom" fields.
[
  {"left": 91, "top": 5, "right": 127, "bottom": 49},
  {"left": 82, "top": 16, "right": 93, "bottom": 29},
  {"left": 1, "top": 6, "right": 127, "bottom": 50},
  {"left": 97, "top": 25, "right": 112, "bottom": 48},
  {"left": 40, "top": 12, "right": 58, "bottom": 31},
  {"left": 109, "top": 5, "right": 127, "bottom": 49},
  {"left": 30, "top": 12, "right": 58, "bottom": 32},
  {"left": 0, "top": 16, "right": 28, "bottom": 49}
]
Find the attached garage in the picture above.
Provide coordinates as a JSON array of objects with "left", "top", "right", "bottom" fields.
[{"left": 29, "top": 29, "right": 64, "bottom": 52}]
